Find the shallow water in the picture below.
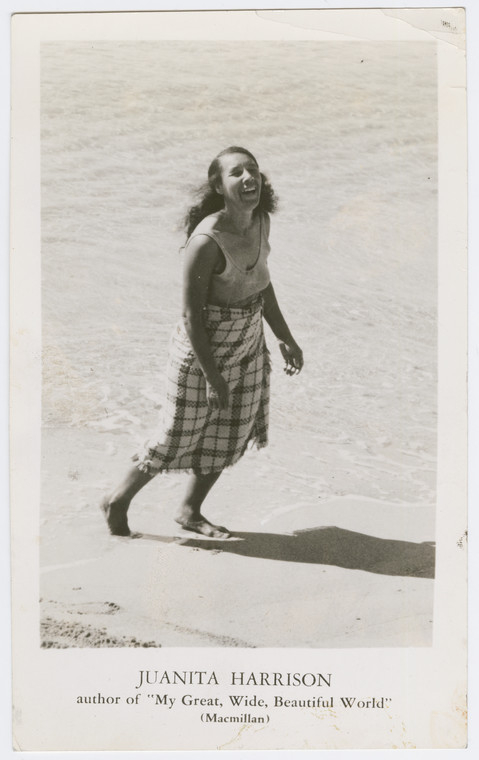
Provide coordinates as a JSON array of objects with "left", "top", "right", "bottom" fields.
[{"left": 41, "top": 41, "right": 437, "bottom": 506}]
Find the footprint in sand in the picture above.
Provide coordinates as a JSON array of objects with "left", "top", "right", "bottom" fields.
[
  {"left": 45, "top": 600, "right": 121, "bottom": 616},
  {"left": 69, "top": 601, "right": 121, "bottom": 615}
]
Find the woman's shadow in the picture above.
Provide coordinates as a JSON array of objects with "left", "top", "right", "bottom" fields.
[{"left": 139, "top": 525, "right": 435, "bottom": 579}]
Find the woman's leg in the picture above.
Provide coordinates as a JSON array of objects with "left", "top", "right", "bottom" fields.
[
  {"left": 101, "top": 466, "right": 153, "bottom": 536},
  {"left": 174, "top": 470, "right": 230, "bottom": 538}
]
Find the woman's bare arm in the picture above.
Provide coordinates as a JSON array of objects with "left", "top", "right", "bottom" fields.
[
  {"left": 182, "top": 235, "right": 230, "bottom": 409},
  {"left": 262, "top": 282, "right": 304, "bottom": 374}
]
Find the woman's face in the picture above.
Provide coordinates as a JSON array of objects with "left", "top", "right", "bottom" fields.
[{"left": 216, "top": 152, "right": 262, "bottom": 211}]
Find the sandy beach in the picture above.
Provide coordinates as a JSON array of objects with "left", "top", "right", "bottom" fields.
[
  {"left": 41, "top": 429, "right": 435, "bottom": 649},
  {"left": 39, "top": 40, "right": 437, "bottom": 648}
]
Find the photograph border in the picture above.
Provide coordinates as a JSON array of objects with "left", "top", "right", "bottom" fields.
[{"left": 4, "top": 1, "right": 476, "bottom": 757}]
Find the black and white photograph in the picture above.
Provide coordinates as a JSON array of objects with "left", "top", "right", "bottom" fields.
[
  {"left": 39, "top": 27, "right": 440, "bottom": 651},
  {"left": 9, "top": 6, "right": 469, "bottom": 752}
]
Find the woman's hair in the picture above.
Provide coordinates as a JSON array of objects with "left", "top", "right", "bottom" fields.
[{"left": 183, "top": 146, "right": 278, "bottom": 238}]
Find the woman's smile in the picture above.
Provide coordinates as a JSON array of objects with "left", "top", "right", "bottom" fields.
[
  {"left": 241, "top": 184, "right": 259, "bottom": 200},
  {"left": 217, "top": 152, "right": 262, "bottom": 209}
]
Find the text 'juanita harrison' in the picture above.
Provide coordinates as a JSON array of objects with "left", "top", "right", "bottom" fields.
[{"left": 135, "top": 671, "right": 332, "bottom": 690}]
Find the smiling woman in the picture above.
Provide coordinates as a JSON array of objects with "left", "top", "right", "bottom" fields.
[{"left": 101, "top": 146, "right": 304, "bottom": 539}]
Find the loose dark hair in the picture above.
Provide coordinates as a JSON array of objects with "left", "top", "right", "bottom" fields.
[{"left": 183, "top": 146, "right": 278, "bottom": 238}]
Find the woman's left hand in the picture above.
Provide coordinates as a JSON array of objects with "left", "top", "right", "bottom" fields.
[{"left": 279, "top": 340, "right": 304, "bottom": 375}]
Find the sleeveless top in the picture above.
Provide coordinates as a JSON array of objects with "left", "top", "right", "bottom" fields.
[{"left": 186, "top": 211, "right": 271, "bottom": 307}]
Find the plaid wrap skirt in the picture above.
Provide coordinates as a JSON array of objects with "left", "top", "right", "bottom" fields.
[{"left": 133, "top": 295, "right": 271, "bottom": 475}]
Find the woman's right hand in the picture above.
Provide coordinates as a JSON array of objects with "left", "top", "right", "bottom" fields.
[{"left": 206, "top": 374, "right": 230, "bottom": 411}]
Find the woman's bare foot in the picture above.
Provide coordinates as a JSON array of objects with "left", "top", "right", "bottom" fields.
[
  {"left": 174, "top": 512, "right": 231, "bottom": 539},
  {"left": 100, "top": 496, "right": 131, "bottom": 537},
  {"left": 175, "top": 471, "right": 229, "bottom": 537},
  {"left": 99, "top": 466, "right": 152, "bottom": 537}
]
